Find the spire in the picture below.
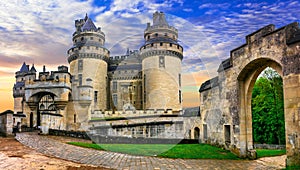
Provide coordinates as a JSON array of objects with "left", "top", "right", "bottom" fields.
[
  {"left": 81, "top": 16, "right": 97, "bottom": 31},
  {"left": 30, "top": 64, "right": 37, "bottom": 72},
  {"left": 84, "top": 13, "right": 88, "bottom": 21},
  {"left": 20, "top": 62, "right": 29, "bottom": 72},
  {"left": 153, "top": 11, "right": 168, "bottom": 26},
  {"left": 126, "top": 48, "right": 130, "bottom": 55}
]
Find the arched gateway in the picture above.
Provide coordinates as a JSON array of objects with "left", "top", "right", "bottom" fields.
[{"left": 199, "top": 23, "right": 300, "bottom": 166}]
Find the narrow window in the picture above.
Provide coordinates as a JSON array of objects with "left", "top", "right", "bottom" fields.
[
  {"left": 94, "top": 91, "right": 98, "bottom": 102},
  {"left": 78, "top": 74, "right": 82, "bottom": 86},
  {"left": 78, "top": 60, "right": 83, "bottom": 71},
  {"left": 113, "top": 81, "right": 117, "bottom": 91},
  {"left": 179, "top": 90, "right": 182, "bottom": 103},
  {"left": 74, "top": 114, "right": 76, "bottom": 123},
  {"left": 159, "top": 56, "right": 165, "bottom": 68},
  {"left": 179, "top": 74, "right": 181, "bottom": 87},
  {"left": 170, "top": 43, "right": 172, "bottom": 47},
  {"left": 113, "top": 94, "right": 118, "bottom": 106},
  {"left": 160, "top": 42, "right": 163, "bottom": 46},
  {"left": 224, "top": 125, "right": 231, "bottom": 144},
  {"left": 203, "top": 124, "right": 207, "bottom": 140}
]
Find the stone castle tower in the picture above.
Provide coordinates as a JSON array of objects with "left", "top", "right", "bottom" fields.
[
  {"left": 67, "top": 14, "right": 110, "bottom": 122},
  {"left": 12, "top": 12, "right": 185, "bottom": 135},
  {"left": 140, "top": 12, "right": 183, "bottom": 111}
]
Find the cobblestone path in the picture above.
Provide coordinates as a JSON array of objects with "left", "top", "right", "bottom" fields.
[{"left": 15, "top": 133, "right": 284, "bottom": 170}]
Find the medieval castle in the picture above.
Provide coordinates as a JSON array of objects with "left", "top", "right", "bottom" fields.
[
  {"left": 12, "top": 12, "right": 198, "bottom": 139},
  {"left": 7, "top": 11, "right": 300, "bottom": 165}
]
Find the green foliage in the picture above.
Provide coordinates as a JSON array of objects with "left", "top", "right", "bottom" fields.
[
  {"left": 67, "top": 142, "right": 240, "bottom": 159},
  {"left": 256, "top": 149, "right": 286, "bottom": 158},
  {"left": 252, "top": 68, "right": 285, "bottom": 144}
]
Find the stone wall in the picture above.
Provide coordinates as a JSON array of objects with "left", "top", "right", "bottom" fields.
[
  {"left": 0, "top": 110, "right": 13, "bottom": 136},
  {"left": 199, "top": 22, "right": 300, "bottom": 166}
]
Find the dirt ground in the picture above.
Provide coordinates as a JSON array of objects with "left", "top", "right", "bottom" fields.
[{"left": 0, "top": 136, "right": 112, "bottom": 170}]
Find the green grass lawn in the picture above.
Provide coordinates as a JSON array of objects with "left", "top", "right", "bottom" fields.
[
  {"left": 256, "top": 149, "right": 286, "bottom": 158},
  {"left": 67, "top": 142, "right": 240, "bottom": 159},
  {"left": 67, "top": 142, "right": 286, "bottom": 159}
]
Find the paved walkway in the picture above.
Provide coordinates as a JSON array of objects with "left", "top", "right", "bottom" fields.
[{"left": 15, "top": 133, "right": 284, "bottom": 170}]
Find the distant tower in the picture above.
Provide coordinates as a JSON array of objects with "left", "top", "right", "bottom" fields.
[
  {"left": 140, "top": 12, "right": 183, "bottom": 111},
  {"left": 13, "top": 63, "right": 36, "bottom": 114},
  {"left": 67, "top": 14, "right": 109, "bottom": 113}
]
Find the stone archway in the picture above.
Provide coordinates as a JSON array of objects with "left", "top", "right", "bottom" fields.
[
  {"left": 199, "top": 23, "right": 300, "bottom": 166},
  {"left": 237, "top": 58, "right": 283, "bottom": 153}
]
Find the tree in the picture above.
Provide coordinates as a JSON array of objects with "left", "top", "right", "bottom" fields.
[{"left": 252, "top": 68, "right": 285, "bottom": 144}]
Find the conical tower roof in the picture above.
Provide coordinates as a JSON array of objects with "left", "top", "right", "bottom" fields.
[
  {"left": 81, "top": 17, "right": 97, "bottom": 31},
  {"left": 30, "top": 64, "right": 37, "bottom": 72},
  {"left": 20, "top": 62, "right": 29, "bottom": 72}
]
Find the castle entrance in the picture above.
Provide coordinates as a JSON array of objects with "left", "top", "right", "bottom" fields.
[{"left": 237, "top": 59, "right": 284, "bottom": 153}]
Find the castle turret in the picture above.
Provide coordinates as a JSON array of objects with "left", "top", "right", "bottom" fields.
[
  {"left": 140, "top": 12, "right": 183, "bottom": 111},
  {"left": 67, "top": 14, "right": 109, "bottom": 114}
]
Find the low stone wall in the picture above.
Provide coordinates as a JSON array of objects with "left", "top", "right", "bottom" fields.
[
  {"left": 254, "top": 144, "right": 286, "bottom": 150},
  {"left": 92, "top": 109, "right": 181, "bottom": 120},
  {"left": 49, "top": 129, "right": 90, "bottom": 140},
  {"left": 89, "top": 134, "right": 199, "bottom": 144}
]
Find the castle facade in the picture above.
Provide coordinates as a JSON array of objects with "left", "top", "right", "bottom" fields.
[{"left": 12, "top": 12, "right": 198, "bottom": 139}]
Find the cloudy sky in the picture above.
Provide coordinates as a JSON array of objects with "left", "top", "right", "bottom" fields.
[{"left": 0, "top": 0, "right": 299, "bottom": 111}]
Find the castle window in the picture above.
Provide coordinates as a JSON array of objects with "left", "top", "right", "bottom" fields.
[
  {"left": 159, "top": 56, "right": 165, "bottom": 68},
  {"left": 155, "top": 33, "right": 158, "bottom": 37},
  {"left": 177, "top": 45, "right": 180, "bottom": 49},
  {"left": 78, "top": 60, "right": 83, "bottom": 71},
  {"left": 170, "top": 43, "right": 172, "bottom": 47},
  {"left": 164, "top": 33, "right": 168, "bottom": 36},
  {"left": 151, "top": 43, "right": 153, "bottom": 47},
  {"left": 78, "top": 74, "right": 82, "bottom": 86},
  {"left": 179, "top": 90, "right": 182, "bottom": 103},
  {"left": 147, "top": 35, "right": 150, "bottom": 40},
  {"left": 74, "top": 114, "right": 76, "bottom": 123},
  {"left": 179, "top": 74, "right": 181, "bottom": 87},
  {"left": 74, "top": 39, "right": 77, "bottom": 43},
  {"left": 160, "top": 42, "right": 163, "bottom": 46},
  {"left": 78, "top": 47, "right": 81, "bottom": 50},
  {"left": 113, "top": 81, "right": 117, "bottom": 91},
  {"left": 113, "top": 94, "right": 118, "bottom": 106},
  {"left": 203, "top": 124, "right": 207, "bottom": 140},
  {"left": 81, "top": 37, "right": 84, "bottom": 41},
  {"left": 94, "top": 91, "right": 98, "bottom": 102}
]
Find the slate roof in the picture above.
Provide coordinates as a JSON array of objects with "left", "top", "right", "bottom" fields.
[
  {"left": 81, "top": 17, "right": 97, "bottom": 31},
  {"left": 199, "top": 76, "right": 219, "bottom": 92},
  {"left": 217, "top": 58, "right": 232, "bottom": 72},
  {"left": 30, "top": 64, "right": 37, "bottom": 72},
  {"left": 14, "top": 82, "right": 25, "bottom": 88},
  {"left": 20, "top": 62, "right": 29, "bottom": 72}
]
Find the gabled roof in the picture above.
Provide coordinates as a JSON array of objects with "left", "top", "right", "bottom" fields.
[
  {"left": 81, "top": 17, "right": 97, "bottom": 31},
  {"left": 20, "top": 62, "right": 29, "bottom": 72}
]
